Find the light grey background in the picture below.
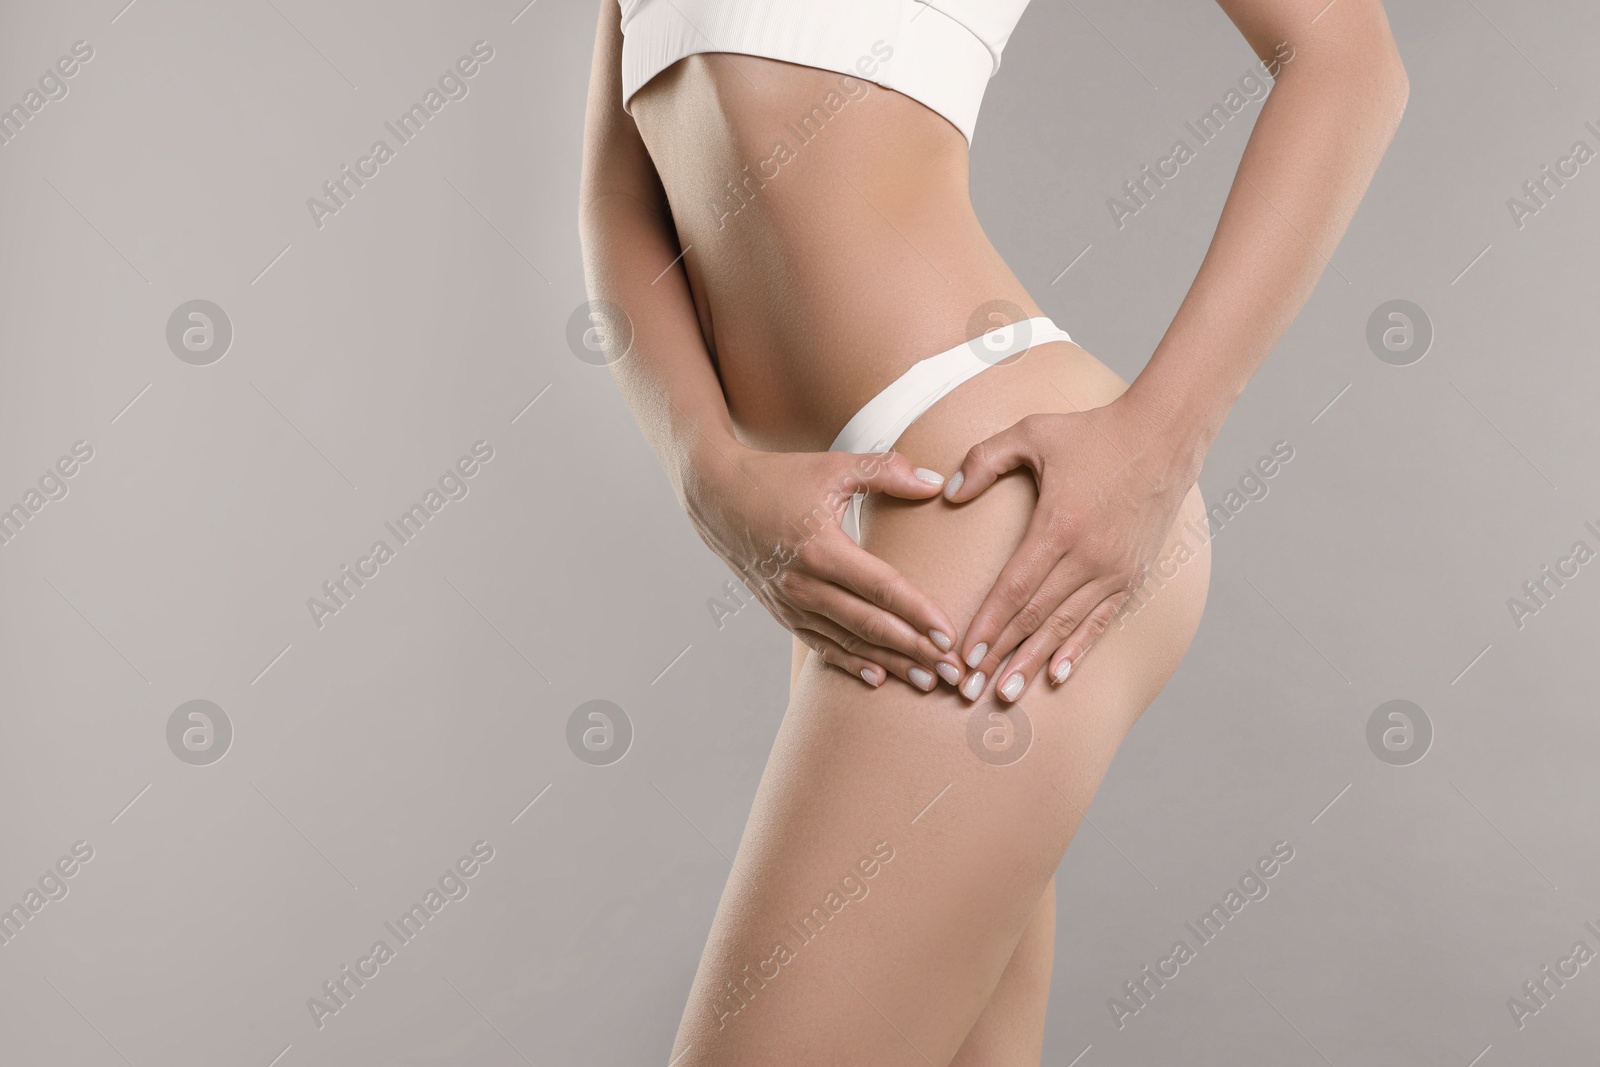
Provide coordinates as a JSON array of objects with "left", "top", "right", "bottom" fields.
[{"left": 2, "top": 1, "right": 1597, "bottom": 1064}]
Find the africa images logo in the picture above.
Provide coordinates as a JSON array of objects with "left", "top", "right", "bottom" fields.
[
  {"left": 306, "top": 41, "right": 495, "bottom": 230},
  {"left": 0, "top": 841, "right": 95, "bottom": 948},
  {"left": 0, "top": 40, "right": 95, "bottom": 149},
  {"left": 711, "top": 841, "right": 895, "bottom": 1030},
  {"left": 1105, "top": 41, "right": 1294, "bottom": 229},
  {"left": 0, "top": 440, "right": 94, "bottom": 549},
  {"left": 306, "top": 441, "right": 495, "bottom": 630},
  {"left": 305, "top": 840, "right": 495, "bottom": 1029},
  {"left": 1108, "top": 841, "right": 1295, "bottom": 1029}
]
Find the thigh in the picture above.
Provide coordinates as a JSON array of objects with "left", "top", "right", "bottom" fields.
[
  {"left": 948, "top": 877, "right": 1057, "bottom": 1067},
  {"left": 673, "top": 344, "right": 1210, "bottom": 1067},
  {"left": 792, "top": 640, "right": 1057, "bottom": 1067}
]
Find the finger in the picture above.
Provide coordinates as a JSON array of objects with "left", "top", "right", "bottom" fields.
[
  {"left": 807, "top": 527, "right": 962, "bottom": 661},
  {"left": 792, "top": 628, "right": 892, "bottom": 689},
  {"left": 990, "top": 587, "right": 1117, "bottom": 702},
  {"left": 803, "top": 582, "right": 963, "bottom": 690},
  {"left": 942, "top": 417, "right": 1039, "bottom": 503},
  {"left": 815, "top": 543, "right": 963, "bottom": 667},
  {"left": 1046, "top": 593, "right": 1129, "bottom": 686},
  {"left": 798, "top": 621, "right": 940, "bottom": 693},
  {"left": 958, "top": 503, "right": 1075, "bottom": 673},
  {"left": 837, "top": 450, "right": 947, "bottom": 501},
  {"left": 973, "top": 561, "right": 1097, "bottom": 681}
]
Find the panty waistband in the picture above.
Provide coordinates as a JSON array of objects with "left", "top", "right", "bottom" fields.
[{"left": 829, "top": 315, "right": 1073, "bottom": 542}]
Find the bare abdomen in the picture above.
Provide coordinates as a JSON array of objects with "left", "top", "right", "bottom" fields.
[{"left": 629, "top": 54, "right": 1049, "bottom": 452}]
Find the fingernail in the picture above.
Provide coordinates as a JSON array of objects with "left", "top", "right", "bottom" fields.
[
  {"left": 909, "top": 667, "right": 935, "bottom": 691},
  {"left": 960, "top": 671, "right": 986, "bottom": 701},
  {"left": 1051, "top": 659, "right": 1072, "bottom": 684},
  {"left": 860, "top": 667, "right": 882, "bottom": 687},
  {"left": 929, "top": 629, "right": 952, "bottom": 652},
  {"left": 935, "top": 662, "right": 961, "bottom": 686},
  {"left": 943, "top": 471, "right": 964, "bottom": 500},
  {"left": 964, "top": 642, "right": 987, "bottom": 668},
  {"left": 1000, "top": 673, "right": 1024, "bottom": 701},
  {"left": 914, "top": 467, "right": 945, "bottom": 486}
]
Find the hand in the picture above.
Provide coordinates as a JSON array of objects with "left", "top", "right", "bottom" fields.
[
  {"left": 684, "top": 443, "right": 966, "bottom": 691},
  {"left": 942, "top": 394, "right": 1200, "bottom": 702}
]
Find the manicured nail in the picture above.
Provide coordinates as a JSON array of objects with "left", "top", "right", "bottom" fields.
[
  {"left": 960, "top": 671, "right": 986, "bottom": 701},
  {"left": 909, "top": 667, "right": 935, "bottom": 691},
  {"left": 1000, "top": 673, "right": 1024, "bottom": 701},
  {"left": 943, "top": 471, "right": 964, "bottom": 500},
  {"left": 1051, "top": 659, "right": 1072, "bottom": 684},
  {"left": 929, "top": 629, "right": 953, "bottom": 652},
  {"left": 914, "top": 467, "right": 945, "bottom": 486},
  {"left": 860, "top": 667, "right": 882, "bottom": 687},
  {"left": 964, "top": 642, "right": 987, "bottom": 668},
  {"left": 935, "top": 662, "right": 961, "bottom": 686}
]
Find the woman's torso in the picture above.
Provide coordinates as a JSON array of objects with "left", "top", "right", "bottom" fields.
[{"left": 629, "top": 55, "right": 1051, "bottom": 453}]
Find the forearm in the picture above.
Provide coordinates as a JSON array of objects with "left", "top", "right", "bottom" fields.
[
  {"left": 580, "top": 173, "right": 964, "bottom": 685},
  {"left": 1123, "top": 10, "right": 1409, "bottom": 479},
  {"left": 579, "top": 191, "right": 741, "bottom": 509},
  {"left": 577, "top": 0, "right": 742, "bottom": 514}
]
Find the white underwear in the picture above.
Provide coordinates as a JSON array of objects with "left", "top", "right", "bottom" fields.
[{"left": 828, "top": 316, "right": 1073, "bottom": 543}]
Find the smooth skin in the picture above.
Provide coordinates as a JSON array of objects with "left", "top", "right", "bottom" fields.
[
  {"left": 579, "top": 0, "right": 1407, "bottom": 1061},
  {"left": 698, "top": 337, "right": 1213, "bottom": 1067}
]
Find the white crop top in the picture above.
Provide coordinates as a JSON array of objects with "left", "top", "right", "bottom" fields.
[{"left": 617, "top": 0, "right": 1033, "bottom": 144}]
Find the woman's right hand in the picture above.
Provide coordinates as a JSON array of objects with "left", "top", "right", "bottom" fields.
[{"left": 684, "top": 444, "right": 966, "bottom": 692}]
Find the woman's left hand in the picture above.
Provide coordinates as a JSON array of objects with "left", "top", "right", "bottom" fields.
[{"left": 942, "top": 394, "right": 1201, "bottom": 702}]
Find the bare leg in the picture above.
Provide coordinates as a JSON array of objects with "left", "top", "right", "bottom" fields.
[
  {"left": 787, "top": 658, "right": 1058, "bottom": 1067},
  {"left": 673, "top": 344, "right": 1210, "bottom": 1066},
  {"left": 948, "top": 878, "right": 1057, "bottom": 1067}
]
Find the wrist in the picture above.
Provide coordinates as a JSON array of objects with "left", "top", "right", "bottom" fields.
[
  {"left": 1117, "top": 380, "right": 1219, "bottom": 488},
  {"left": 676, "top": 428, "right": 751, "bottom": 515}
]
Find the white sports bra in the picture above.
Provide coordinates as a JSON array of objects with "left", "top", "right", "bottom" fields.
[{"left": 617, "top": 0, "right": 1033, "bottom": 144}]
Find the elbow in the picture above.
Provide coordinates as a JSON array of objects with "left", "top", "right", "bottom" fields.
[
  {"left": 1355, "top": 8, "right": 1411, "bottom": 127},
  {"left": 1378, "top": 69, "right": 1409, "bottom": 146},
  {"left": 1338, "top": 13, "right": 1411, "bottom": 127},
  {"left": 1279, "top": 4, "right": 1410, "bottom": 126},
  {"left": 1305, "top": 32, "right": 1410, "bottom": 133},
  {"left": 1378, "top": 46, "right": 1409, "bottom": 126}
]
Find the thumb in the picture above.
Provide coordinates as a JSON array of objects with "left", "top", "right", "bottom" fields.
[
  {"left": 840, "top": 450, "right": 948, "bottom": 500},
  {"left": 944, "top": 419, "right": 1039, "bottom": 503}
]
